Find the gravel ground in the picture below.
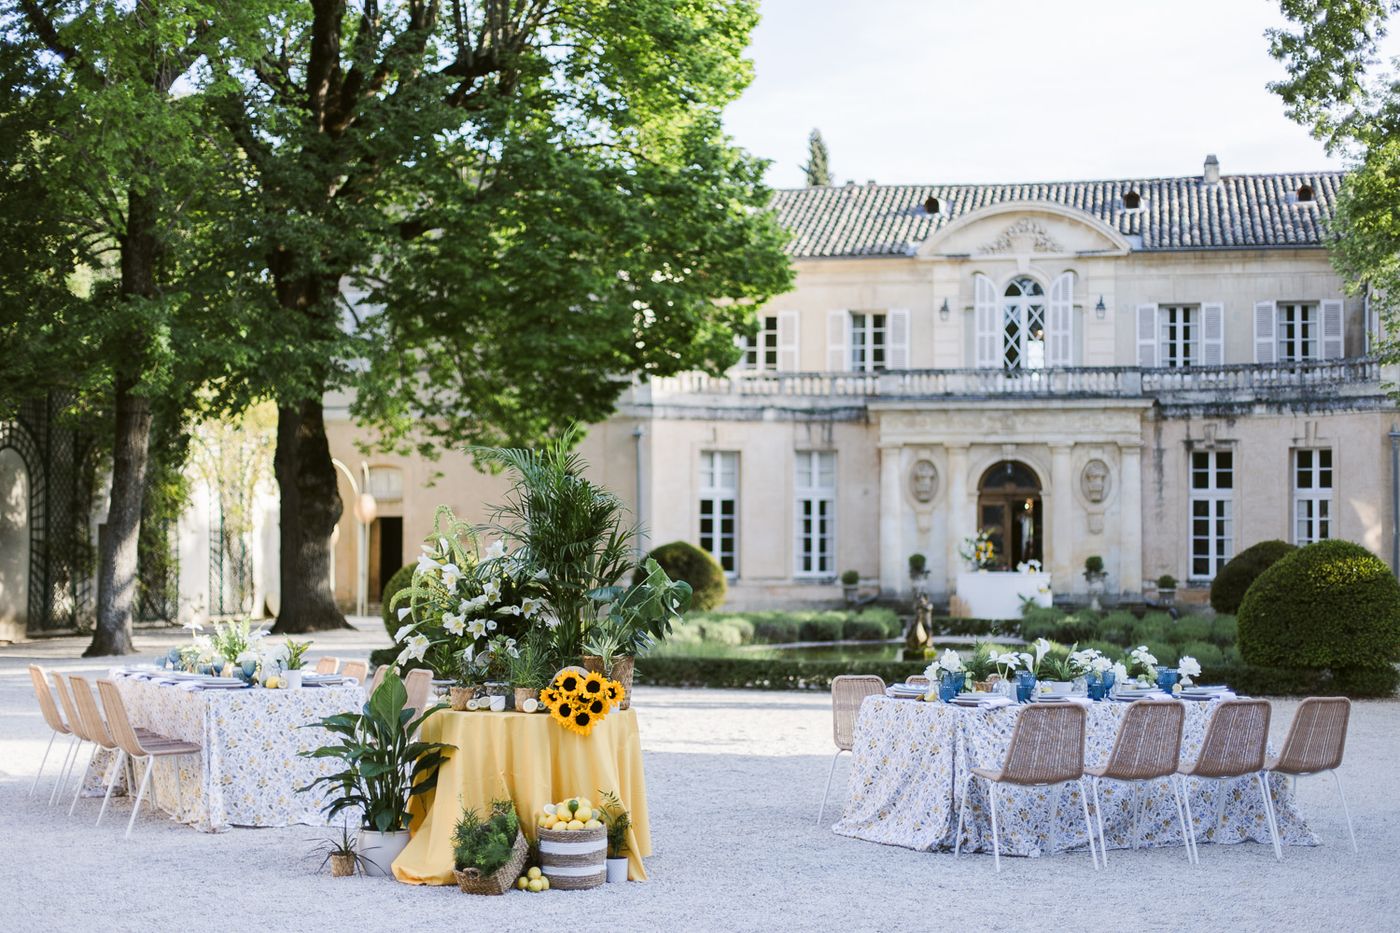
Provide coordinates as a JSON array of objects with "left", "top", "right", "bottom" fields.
[{"left": 2, "top": 621, "right": 1397, "bottom": 932}]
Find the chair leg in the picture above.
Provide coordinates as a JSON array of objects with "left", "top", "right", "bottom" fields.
[
  {"left": 49, "top": 736, "right": 79, "bottom": 806},
  {"left": 1048, "top": 782, "right": 1064, "bottom": 857},
  {"left": 1131, "top": 783, "right": 1146, "bottom": 850},
  {"left": 954, "top": 775, "right": 971, "bottom": 858},
  {"left": 1330, "top": 770, "right": 1358, "bottom": 854},
  {"left": 1179, "top": 775, "right": 1199, "bottom": 863},
  {"left": 68, "top": 744, "right": 97, "bottom": 817},
  {"left": 1169, "top": 775, "right": 1194, "bottom": 865},
  {"left": 1092, "top": 777, "right": 1108, "bottom": 866},
  {"left": 96, "top": 750, "right": 126, "bottom": 826},
  {"left": 1256, "top": 772, "right": 1282, "bottom": 861},
  {"left": 988, "top": 781, "right": 1001, "bottom": 873},
  {"left": 1078, "top": 778, "right": 1099, "bottom": 870},
  {"left": 30, "top": 731, "right": 57, "bottom": 797},
  {"left": 816, "top": 749, "right": 844, "bottom": 825},
  {"left": 126, "top": 757, "right": 154, "bottom": 839}
]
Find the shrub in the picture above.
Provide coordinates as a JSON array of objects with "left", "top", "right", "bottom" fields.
[
  {"left": 1176, "top": 640, "right": 1224, "bottom": 667},
  {"left": 1156, "top": 574, "right": 1177, "bottom": 589},
  {"left": 857, "top": 607, "right": 902, "bottom": 638},
  {"left": 1209, "top": 616, "right": 1238, "bottom": 648},
  {"left": 1085, "top": 555, "right": 1104, "bottom": 574},
  {"left": 842, "top": 617, "right": 889, "bottom": 641},
  {"left": 380, "top": 563, "right": 417, "bottom": 638},
  {"left": 799, "top": 615, "right": 844, "bottom": 642},
  {"left": 840, "top": 569, "right": 860, "bottom": 586},
  {"left": 751, "top": 617, "right": 799, "bottom": 644},
  {"left": 641, "top": 541, "right": 727, "bottom": 611},
  {"left": 1238, "top": 539, "right": 1400, "bottom": 675},
  {"left": 908, "top": 553, "right": 927, "bottom": 574},
  {"left": 1210, "top": 539, "right": 1296, "bottom": 614}
]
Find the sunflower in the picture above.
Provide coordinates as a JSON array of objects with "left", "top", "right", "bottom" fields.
[
  {"left": 587, "top": 697, "right": 605, "bottom": 715},
  {"left": 580, "top": 671, "right": 607, "bottom": 696},
  {"left": 571, "top": 708, "right": 594, "bottom": 735},
  {"left": 555, "top": 670, "right": 581, "bottom": 694},
  {"left": 540, "top": 686, "right": 559, "bottom": 708},
  {"left": 603, "top": 680, "right": 622, "bottom": 703},
  {"left": 550, "top": 697, "right": 576, "bottom": 729}
]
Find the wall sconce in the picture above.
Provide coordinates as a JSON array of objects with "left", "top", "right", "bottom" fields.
[
  {"left": 1095, "top": 295, "right": 1106, "bottom": 319},
  {"left": 939, "top": 298, "right": 950, "bottom": 322}
]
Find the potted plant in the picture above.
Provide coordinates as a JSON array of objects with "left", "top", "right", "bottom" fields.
[
  {"left": 282, "top": 639, "right": 311, "bottom": 689},
  {"left": 959, "top": 530, "right": 997, "bottom": 571},
  {"left": 450, "top": 649, "right": 483, "bottom": 711},
  {"left": 582, "top": 557, "right": 692, "bottom": 709},
  {"left": 1037, "top": 650, "right": 1079, "bottom": 696},
  {"left": 477, "top": 634, "right": 519, "bottom": 707},
  {"left": 451, "top": 798, "right": 529, "bottom": 895},
  {"left": 1156, "top": 573, "right": 1178, "bottom": 604},
  {"left": 311, "top": 824, "right": 367, "bottom": 878},
  {"left": 598, "top": 790, "right": 632, "bottom": 883},
  {"left": 840, "top": 569, "right": 860, "bottom": 603},
  {"left": 964, "top": 642, "right": 998, "bottom": 691},
  {"left": 300, "top": 668, "right": 454, "bottom": 877},
  {"left": 507, "top": 632, "right": 552, "bottom": 711},
  {"left": 1083, "top": 555, "right": 1107, "bottom": 610}
]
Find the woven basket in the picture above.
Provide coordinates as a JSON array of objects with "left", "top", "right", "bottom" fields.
[
  {"left": 453, "top": 829, "right": 529, "bottom": 895},
  {"left": 537, "top": 825, "right": 606, "bottom": 890},
  {"left": 582, "top": 655, "right": 634, "bottom": 710}
]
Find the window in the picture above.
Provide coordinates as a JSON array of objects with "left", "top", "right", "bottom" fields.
[
  {"left": 794, "top": 451, "right": 835, "bottom": 578},
  {"left": 366, "top": 466, "right": 403, "bottom": 501},
  {"left": 1189, "top": 450, "right": 1233, "bottom": 580},
  {"left": 1160, "top": 305, "right": 1198, "bottom": 368},
  {"left": 849, "top": 312, "right": 886, "bottom": 372},
  {"left": 1002, "top": 277, "right": 1046, "bottom": 371},
  {"left": 1296, "top": 184, "right": 1314, "bottom": 203},
  {"left": 1277, "top": 302, "right": 1319, "bottom": 362},
  {"left": 923, "top": 195, "right": 940, "bottom": 214},
  {"left": 1293, "top": 449, "right": 1333, "bottom": 545},
  {"left": 1123, "top": 190, "right": 1142, "bottom": 210},
  {"left": 742, "top": 316, "right": 779, "bottom": 372},
  {"left": 698, "top": 451, "right": 738, "bottom": 575}
]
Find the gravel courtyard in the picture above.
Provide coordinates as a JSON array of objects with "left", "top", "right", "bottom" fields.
[{"left": 3, "top": 623, "right": 1397, "bottom": 932}]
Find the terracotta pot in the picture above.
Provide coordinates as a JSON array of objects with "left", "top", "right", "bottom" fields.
[
  {"left": 330, "top": 852, "right": 357, "bottom": 877},
  {"left": 582, "top": 655, "right": 635, "bottom": 710}
]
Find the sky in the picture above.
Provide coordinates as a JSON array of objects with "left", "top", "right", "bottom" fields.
[{"left": 723, "top": 0, "right": 1383, "bottom": 189}]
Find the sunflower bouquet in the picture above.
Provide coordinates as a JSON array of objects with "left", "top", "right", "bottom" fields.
[{"left": 540, "top": 668, "right": 625, "bottom": 737}]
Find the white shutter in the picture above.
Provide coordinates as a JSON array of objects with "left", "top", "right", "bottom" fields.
[
  {"left": 1048, "top": 272, "right": 1074, "bottom": 366},
  {"left": 1201, "top": 302, "right": 1224, "bottom": 366},
  {"left": 974, "top": 274, "right": 998, "bottom": 368},
  {"left": 1321, "top": 299, "right": 1344, "bottom": 358},
  {"left": 826, "top": 310, "right": 849, "bottom": 371},
  {"left": 1254, "top": 300, "right": 1277, "bottom": 363},
  {"left": 1136, "top": 303, "right": 1159, "bottom": 367},
  {"left": 887, "top": 309, "right": 909, "bottom": 369},
  {"left": 777, "top": 311, "right": 799, "bottom": 371}
]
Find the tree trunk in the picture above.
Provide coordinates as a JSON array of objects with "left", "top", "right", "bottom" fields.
[
  {"left": 85, "top": 375, "right": 151, "bottom": 656},
  {"left": 271, "top": 399, "right": 349, "bottom": 633}
]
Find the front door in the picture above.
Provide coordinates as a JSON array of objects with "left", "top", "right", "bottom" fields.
[{"left": 977, "top": 460, "right": 1043, "bottom": 569}]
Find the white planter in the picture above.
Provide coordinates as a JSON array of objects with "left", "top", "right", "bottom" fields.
[
  {"left": 606, "top": 857, "right": 629, "bottom": 883},
  {"left": 357, "top": 829, "right": 411, "bottom": 878},
  {"left": 1041, "top": 680, "right": 1075, "bottom": 697},
  {"left": 283, "top": 669, "right": 303, "bottom": 689},
  {"left": 955, "top": 571, "right": 1052, "bottom": 620}
]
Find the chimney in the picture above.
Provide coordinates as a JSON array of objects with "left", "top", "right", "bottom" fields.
[{"left": 1203, "top": 154, "right": 1220, "bottom": 185}]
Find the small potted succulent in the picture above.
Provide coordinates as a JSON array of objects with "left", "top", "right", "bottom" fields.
[
  {"left": 450, "top": 649, "right": 484, "bottom": 711},
  {"left": 282, "top": 639, "right": 311, "bottom": 689},
  {"left": 1156, "top": 573, "right": 1178, "bottom": 605},
  {"left": 840, "top": 569, "right": 860, "bottom": 604},
  {"left": 311, "top": 824, "right": 366, "bottom": 877},
  {"left": 598, "top": 791, "right": 632, "bottom": 883}
]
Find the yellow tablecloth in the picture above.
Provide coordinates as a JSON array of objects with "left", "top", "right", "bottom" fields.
[{"left": 392, "top": 707, "right": 651, "bottom": 884}]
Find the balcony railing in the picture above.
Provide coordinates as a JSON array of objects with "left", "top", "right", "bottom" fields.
[{"left": 637, "top": 357, "right": 1384, "bottom": 405}]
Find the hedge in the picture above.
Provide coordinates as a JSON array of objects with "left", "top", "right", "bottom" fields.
[
  {"left": 1210, "top": 539, "right": 1295, "bottom": 614},
  {"left": 641, "top": 541, "right": 728, "bottom": 611},
  {"left": 633, "top": 656, "right": 1398, "bottom": 698}
]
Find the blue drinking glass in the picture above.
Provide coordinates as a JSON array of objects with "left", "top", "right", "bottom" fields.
[
  {"left": 938, "top": 672, "right": 959, "bottom": 703},
  {"left": 1085, "top": 674, "right": 1105, "bottom": 701},
  {"left": 1156, "top": 666, "right": 1180, "bottom": 695},
  {"left": 1016, "top": 670, "right": 1037, "bottom": 703},
  {"left": 1103, "top": 670, "right": 1117, "bottom": 693}
]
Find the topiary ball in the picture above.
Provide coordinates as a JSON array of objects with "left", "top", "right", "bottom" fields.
[
  {"left": 1210, "top": 539, "right": 1296, "bottom": 614},
  {"left": 1237, "top": 539, "right": 1400, "bottom": 672},
  {"left": 638, "top": 541, "right": 727, "bottom": 611},
  {"left": 381, "top": 563, "right": 418, "bottom": 638}
]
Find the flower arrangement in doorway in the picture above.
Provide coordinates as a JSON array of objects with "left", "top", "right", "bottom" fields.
[{"left": 958, "top": 530, "right": 997, "bottom": 570}]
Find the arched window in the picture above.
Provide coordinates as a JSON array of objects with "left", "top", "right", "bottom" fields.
[
  {"left": 923, "top": 195, "right": 940, "bottom": 215},
  {"left": 1122, "top": 190, "right": 1141, "bottom": 210},
  {"left": 1296, "top": 184, "right": 1314, "bottom": 203},
  {"left": 1002, "top": 277, "right": 1047, "bottom": 370}
]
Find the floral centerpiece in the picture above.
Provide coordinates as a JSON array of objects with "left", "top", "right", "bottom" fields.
[
  {"left": 1128, "top": 645, "right": 1159, "bottom": 684},
  {"left": 959, "top": 530, "right": 997, "bottom": 570},
  {"left": 1177, "top": 655, "right": 1202, "bottom": 686},
  {"left": 923, "top": 648, "right": 966, "bottom": 700},
  {"left": 540, "top": 668, "right": 624, "bottom": 736}
]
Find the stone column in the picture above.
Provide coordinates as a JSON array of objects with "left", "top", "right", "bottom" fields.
[
  {"left": 945, "top": 445, "right": 970, "bottom": 594},
  {"left": 1050, "top": 444, "right": 1074, "bottom": 594},
  {"left": 1119, "top": 443, "right": 1144, "bottom": 594},
  {"left": 879, "top": 444, "right": 902, "bottom": 595}
]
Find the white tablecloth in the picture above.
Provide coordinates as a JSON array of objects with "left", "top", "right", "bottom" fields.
[
  {"left": 832, "top": 696, "right": 1317, "bottom": 857},
  {"left": 82, "top": 674, "right": 364, "bottom": 832}
]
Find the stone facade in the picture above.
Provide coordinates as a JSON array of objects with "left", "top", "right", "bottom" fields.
[{"left": 325, "top": 166, "right": 1400, "bottom": 611}]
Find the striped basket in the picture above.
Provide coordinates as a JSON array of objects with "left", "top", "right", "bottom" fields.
[{"left": 537, "top": 825, "right": 607, "bottom": 890}]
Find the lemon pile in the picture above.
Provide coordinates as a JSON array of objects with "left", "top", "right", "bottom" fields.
[
  {"left": 515, "top": 866, "right": 549, "bottom": 892},
  {"left": 538, "top": 797, "right": 604, "bottom": 831}
]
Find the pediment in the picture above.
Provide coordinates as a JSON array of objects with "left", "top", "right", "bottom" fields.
[{"left": 917, "top": 201, "right": 1131, "bottom": 258}]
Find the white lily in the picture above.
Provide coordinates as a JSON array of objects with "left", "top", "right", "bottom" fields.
[
  {"left": 416, "top": 553, "right": 440, "bottom": 574},
  {"left": 397, "top": 633, "right": 430, "bottom": 665},
  {"left": 443, "top": 612, "right": 467, "bottom": 637},
  {"left": 499, "top": 604, "right": 524, "bottom": 617},
  {"left": 483, "top": 540, "right": 506, "bottom": 561},
  {"left": 466, "top": 618, "right": 488, "bottom": 638},
  {"left": 482, "top": 579, "right": 502, "bottom": 602},
  {"left": 520, "top": 597, "right": 541, "bottom": 618},
  {"left": 440, "top": 563, "right": 464, "bottom": 589},
  {"left": 397, "top": 606, "right": 412, "bottom": 620},
  {"left": 395, "top": 623, "right": 418, "bottom": 642}
]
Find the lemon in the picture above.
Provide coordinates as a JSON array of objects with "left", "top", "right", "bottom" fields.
[
  {"left": 584, "top": 818, "right": 603, "bottom": 830},
  {"left": 264, "top": 676, "right": 280, "bottom": 689},
  {"left": 516, "top": 876, "right": 529, "bottom": 890},
  {"left": 577, "top": 797, "right": 593, "bottom": 811},
  {"left": 527, "top": 866, "right": 542, "bottom": 880},
  {"left": 543, "top": 803, "right": 557, "bottom": 817},
  {"left": 573, "top": 806, "right": 592, "bottom": 822},
  {"left": 538, "top": 876, "right": 550, "bottom": 891},
  {"left": 566, "top": 819, "right": 584, "bottom": 830},
  {"left": 527, "top": 878, "right": 543, "bottom": 892}
]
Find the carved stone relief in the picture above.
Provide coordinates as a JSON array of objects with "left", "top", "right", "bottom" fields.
[
  {"left": 1080, "top": 459, "right": 1111, "bottom": 504},
  {"left": 980, "top": 218, "right": 1064, "bottom": 254},
  {"left": 909, "top": 459, "right": 938, "bottom": 503}
]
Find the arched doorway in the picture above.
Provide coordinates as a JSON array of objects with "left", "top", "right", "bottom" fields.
[{"left": 977, "top": 460, "right": 1043, "bottom": 568}]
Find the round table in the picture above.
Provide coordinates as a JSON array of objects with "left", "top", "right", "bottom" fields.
[
  {"left": 832, "top": 696, "right": 1317, "bottom": 858},
  {"left": 392, "top": 707, "right": 652, "bottom": 884}
]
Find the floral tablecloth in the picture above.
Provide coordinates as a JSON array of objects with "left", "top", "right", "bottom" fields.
[
  {"left": 832, "top": 696, "right": 1317, "bottom": 857},
  {"left": 82, "top": 674, "right": 364, "bottom": 832}
]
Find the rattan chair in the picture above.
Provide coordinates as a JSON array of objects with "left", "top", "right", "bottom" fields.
[
  {"left": 368, "top": 664, "right": 388, "bottom": 697},
  {"left": 955, "top": 703, "right": 1099, "bottom": 872},
  {"left": 340, "top": 660, "right": 368, "bottom": 683},
  {"left": 28, "top": 665, "right": 76, "bottom": 801},
  {"left": 314, "top": 656, "right": 341, "bottom": 675},
  {"left": 1176, "top": 698, "right": 1280, "bottom": 861},
  {"left": 97, "top": 679, "right": 202, "bottom": 837},
  {"left": 817, "top": 675, "right": 886, "bottom": 825},
  {"left": 404, "top": 668, "right": 433, "bottom": 714},
  {"left": 1265, "top": 697, "right": 1355, "bottom": 854},
  {"left": 1084, "top": 699, "right": 1192, "bottom": 865}
]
